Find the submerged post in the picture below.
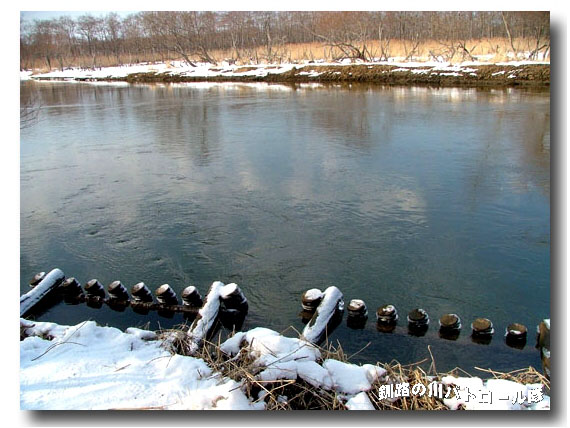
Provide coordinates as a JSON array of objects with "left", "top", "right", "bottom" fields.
[{"left": 20, "top": 268, "right": 65, "bottom": 317}]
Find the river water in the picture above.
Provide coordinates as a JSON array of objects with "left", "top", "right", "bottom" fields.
[{"left": 20, "top": 80, "right": 550, "bottom": 373}]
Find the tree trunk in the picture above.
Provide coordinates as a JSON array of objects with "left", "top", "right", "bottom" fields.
[{"left": 501, "top": 12, "right": 517, "bottom": 56}]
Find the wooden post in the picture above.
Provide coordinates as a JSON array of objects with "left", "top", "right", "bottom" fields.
[
  {"left": 186, "top": 281, "right": 225, "bottom": 355},
  {"left": 20, "top": 268, "right": 65, "bottom": 317},
  {"left": 301, "top": 286, "right": 344, "bottom": 344}
]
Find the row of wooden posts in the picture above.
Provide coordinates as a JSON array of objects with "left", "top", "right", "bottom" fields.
[
  {"left": 300, "top": 286, "right": 550, "bottom": 379},
  {"left": 19, "top": 268, "right": 550, "bottom": 377},
  {"left": 301, "top": 288, "right": 527, "bottom": 344}
]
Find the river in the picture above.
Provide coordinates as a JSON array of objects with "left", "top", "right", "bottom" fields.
[{"left": 20, "top": 80, "right": 550, "bottom": 373}]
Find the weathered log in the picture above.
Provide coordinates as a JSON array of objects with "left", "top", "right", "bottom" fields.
[
  {"left": 301, "top": 286, "right": 344, "bottom": 344},
  {"left": 186, "top": 281, "right": 225, "bottom": 355},
  {"left": 20, "top": 268, "right": 65, "bottom": 317}
]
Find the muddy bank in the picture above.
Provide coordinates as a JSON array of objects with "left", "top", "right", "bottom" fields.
[{"left": 116, "top": 63, "right": 549, "bottom": 87}]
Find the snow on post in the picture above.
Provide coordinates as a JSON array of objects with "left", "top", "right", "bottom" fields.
[
  {"left": 301, "top": 286, "right": 344, "bottom": 344},
  {"left": 20, "top": 268, "right": 65, "bottom": 317},
  {"left": 186, "top": 281, "right": 226, "bottom": 355}
]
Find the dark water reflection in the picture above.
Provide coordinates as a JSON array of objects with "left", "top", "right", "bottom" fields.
[{"left": 20, "top": 81, "right": 549, "bottom": 373}]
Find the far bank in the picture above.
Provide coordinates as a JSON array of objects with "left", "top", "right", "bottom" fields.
[{"left": 25, "top": 61, "right": 550, "bottom": 88}]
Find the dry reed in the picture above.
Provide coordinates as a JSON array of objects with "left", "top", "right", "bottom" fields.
[{"left": 156, "top": 324, "right": 548, "bottom": 410}]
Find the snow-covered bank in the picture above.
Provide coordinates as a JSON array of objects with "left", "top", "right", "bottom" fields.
[
  {"left": 21, "top": 58, "right": 550, "bottom": 87},
  {"left": 20, "top": 318, "right": 262, "bottom": 410},
  {"left": 20, "top": 318, "right": 550, "bottom": 410}
]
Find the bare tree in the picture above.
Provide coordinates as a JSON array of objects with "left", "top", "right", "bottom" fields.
[
  {"left": 307, "top": 12, "right": 373, "bottom": 62},
  {"left": 501, "top": 12, "right": 518, "bottom": 58},
  {"left": 524, "top": 12, "right": 550, "bottom": 60},
  {"left": 141, "top": 11, "right": 218, "bottom": 66},
  {"left": 19, "top": 11, "right": 550, "bottom": 68},
  {"left": 77, "top": 15, "right": 104, "bottom": 68},
  {"left": 54, "top": 17, "right": 78, "bottom": 70},
  {"left": 103, "top": 13, "right": 124, "bottom": 65}
]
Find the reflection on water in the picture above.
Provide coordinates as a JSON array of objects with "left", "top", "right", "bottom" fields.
[{"left": 20, "top": 81, "right": 549, "bottom": 372}]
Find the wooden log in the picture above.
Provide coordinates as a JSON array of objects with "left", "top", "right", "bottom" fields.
[
  {"left": 20, "top": 268, "right": 65, "bottom": 317},
  {"left": 301, "top": 286, "right": 344, "bottom": 344},
  {"left": 186, "top": 281, "right": 225, "bottom": 355}
]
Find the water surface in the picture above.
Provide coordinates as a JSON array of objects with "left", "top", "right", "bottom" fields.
[{"left": 20, "top": 81, "right": 550, "bottom": 373}]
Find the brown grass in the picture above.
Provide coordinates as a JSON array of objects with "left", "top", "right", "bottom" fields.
[
  {"left": 207, "top": 37, "right": 548, "bottom": 65},
  {"left": 367, "top": 358, "right": 449, "bottom": 410},
  {"left": 157, "top": 325, "right": 548, "bottom": 410},
  {"left": 473, "top": 366, "right": 550, "bottom": 394}
]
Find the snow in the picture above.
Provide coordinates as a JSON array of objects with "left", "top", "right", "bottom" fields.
[
  {"left": 20, "top": 56, "right": 549, "bottom": 84},
  {"left": 186, "top": 281, "right": 225, "bottom": 354},
  {"left": 219, "top": 326, "right": 385, "bottom": 395},
  {"left": 345, "top": 392, "right": 376, "bottom": 410},
  {"left": 322, "top": 359, "right": 386, "bottom": 395},
  {"left": 20, "top": 318, "right": 263, "bottom": 410},
  {"left": 220, "top": 327, "right": 322, "bottom": 367},
  {"left": 298, "top": 70, "right": 323, "bottom": 77},
  {"left": 20, "top": 318, "right": 550, "bottom": 410},
  {"left": 303, "top": 288, "right": 324, "bottom": 300},
  {"left": 441, "top": 376, "right": 549, "bottom": 410},
  {"left": 23, "top": 62, "right": 296, "bottom": 81}
]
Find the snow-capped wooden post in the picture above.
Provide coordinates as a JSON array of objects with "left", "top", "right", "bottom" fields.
[
  {"left": 301, "top": 286, "right": 344, "bottom": 345},
  {"left": 155, "top": 284, "right": 179, "bottom": 305},
  {"left": 29, "top": 272, "right": 46, "bottom": 287},
  {"left": 181, "top": 286, "right": 203, "bottom": 307},
  {"left": 219, "top": 283, "right": 248, "bottom": 331},
  {"left": 131, "top": 282, "right": 154, "bottom": 302},
  {"left": 346, "top": 299, "right": 368, "bottom": 329},
  {"left": 108, "top": 281, "right": 130, "bottom": 301},
  {"left": 186, "top": 281, "right": 225, "bottom": 355},
  {"left": 20, "top": 268, "right": 65, "bottom": 317}
]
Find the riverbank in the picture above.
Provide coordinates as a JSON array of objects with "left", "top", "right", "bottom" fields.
[
  {"left": 20, "top": 317, "right": 550, "bottom": 410},
  {"left": 22, "top": 60, "right": 550, "bottom": 88}
]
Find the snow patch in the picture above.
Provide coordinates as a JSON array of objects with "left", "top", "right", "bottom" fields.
[
  {"left": 345, "top": 391, "right": 375, "bottom": 410},
  {"left": 20, "top": 319, "right": 263, "bottom": 410},
  {"left": 20, "top": 318, "right": 550, "bottom": 410},
  {"left": 441, "top": 376, "right": 549, "bottom": 410}
]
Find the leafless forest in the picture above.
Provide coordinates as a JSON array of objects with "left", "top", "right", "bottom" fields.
[{"left": 20, "top": 11, "right": 550, "bottom": 70}]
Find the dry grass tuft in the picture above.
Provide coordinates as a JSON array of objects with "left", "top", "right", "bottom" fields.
[
  {"left": 367, "top": 358, "right": 449, "bottom": 410},
  {"left": 473, "top": 366, "right": 550, "bottom": 395},
  {"left": 193, "top": 331, "right": 348, "bottom": 410},
  {"left": 155, "top": 326, "right": 549, "bottom": 410}
]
